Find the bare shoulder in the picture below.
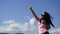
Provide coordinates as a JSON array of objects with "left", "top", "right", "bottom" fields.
[{"left": 41, "top": 20, "right": 46, "bottom": 23}]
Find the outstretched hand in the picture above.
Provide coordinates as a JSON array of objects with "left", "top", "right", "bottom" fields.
[{"left": 29, "top": 6, "right": 32, "bottom": 11}]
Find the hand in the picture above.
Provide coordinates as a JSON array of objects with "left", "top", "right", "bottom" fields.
[{"left": 29, "top": 6, "right": 32, "bottom": 10}]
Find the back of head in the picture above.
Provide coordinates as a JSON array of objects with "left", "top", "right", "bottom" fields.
[{"left": 41, "top": 12, "right": 52, "bottom": 30}]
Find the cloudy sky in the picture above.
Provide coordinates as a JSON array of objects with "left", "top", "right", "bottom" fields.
[{"left": 0, "top": 0, "right": 60, "bottom": 34}]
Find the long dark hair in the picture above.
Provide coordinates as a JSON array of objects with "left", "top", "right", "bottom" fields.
[
  {"left": 40, "top": 12, "right": 53, "bottom": 29},
  {"left": 41, "top": 12, "right": 52, "bottom": 23}
]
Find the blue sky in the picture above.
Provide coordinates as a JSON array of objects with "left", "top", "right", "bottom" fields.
[{"left": 0, "top": 0, "right": 60, "bottom": 34}]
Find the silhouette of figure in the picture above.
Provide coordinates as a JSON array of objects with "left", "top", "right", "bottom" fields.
[{"left": 29, "top": 6, "right": 55, "bottom": 34}]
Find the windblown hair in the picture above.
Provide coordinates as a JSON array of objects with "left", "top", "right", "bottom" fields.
[{"left": 40, "top": 12, "right": 52, "bottom": 30}]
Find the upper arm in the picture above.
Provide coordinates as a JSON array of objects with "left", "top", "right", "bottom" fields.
[{"left": 35, "top": 17, "right": 40, "bottom": 21}]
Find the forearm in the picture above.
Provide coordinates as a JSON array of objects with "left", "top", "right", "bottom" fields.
[
  {"left": 30, "top": 8, "right": 38, "bottom": 19},
  {"left": 29, "top": 6, "right": 39, "bottom": 20}
]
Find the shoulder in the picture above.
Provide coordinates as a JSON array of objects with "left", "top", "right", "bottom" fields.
[{"left": 41, "top": 20, "right": 46, "bottom": 23}]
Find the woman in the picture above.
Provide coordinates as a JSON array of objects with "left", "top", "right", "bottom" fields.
[{"left": 29, "top": 6, "right": 55, "bottom": 34}]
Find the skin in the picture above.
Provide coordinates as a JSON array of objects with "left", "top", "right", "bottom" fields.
[{"left": 29, "top": 6, "right": 55, "bottom": 28}]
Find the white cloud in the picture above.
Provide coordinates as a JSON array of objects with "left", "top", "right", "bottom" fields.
[
  {"left": 49, "top": 28, "right": 60, "bottom": 34},
  {"left": 0, "top": 18, "right": 37, "bottom": 33},
  {"left": 18, "top": 23, "right": 30, "bottom": 32},
  {"left": 29, "top": 18, "right": 35, "bottom": 26},
  {"left": 29, "top": 18, "right": 37, "bottom": 31},
  {"left": 30, "top": 26, "right": 37, "bottom": 31},
  {"left": 51, "top": 28, "right": 60, "bottom": 34},
  {"left": 1, "top": 18, "right": 60, "bottom": 34},
  {"left": 0, "top": 26, "right": 6, "bottom": 33},
  {"left": 3, "top": 20, "right": 15, "bottom": 24},
  {"left": 1, "top": 17, "right": 60, "bottom": 34}
]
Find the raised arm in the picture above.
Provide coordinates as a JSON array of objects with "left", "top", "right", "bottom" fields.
[{"left": 29, "top": 6, "right": 39, "bottom": 21}]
